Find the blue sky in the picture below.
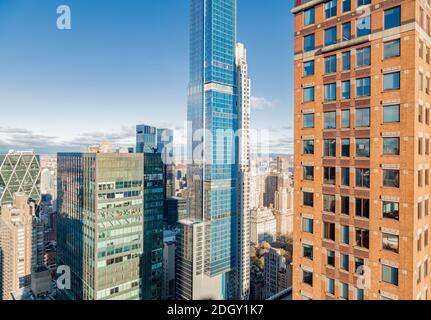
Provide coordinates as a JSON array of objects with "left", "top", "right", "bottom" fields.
[{"left": 0, "top": 0, "right": 294, "bottom": 154}]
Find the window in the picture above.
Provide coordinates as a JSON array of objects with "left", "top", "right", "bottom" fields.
[
  {"left": 343, "top": 0, "right": 351, "bottom": 12},
  {"left": 357, "top": 0, "right": 371, "bottom": 6},
  {"left": 324, "top": 139, "right": 336, "bottom": 157},
  {"left": 303, "top": 244, "right": 313, "bottom": 260},
  {"left": 383, "top": 105, "right": 400, "bottom": 122},
  {"left": 383, "top": 137, "right": 400, "bottom": 155},
  {"left": 324, "top": 111, "right": 336, "bottom": 129},
  {"left": 303, "top": 192, "right": 314, "bottom": 207},
  {"left": 341, "top": 109, "right": 350, "bottom": 127},
  {"left": 357, "top": 46, "right": 371, "bottom": 67},
  {"left": 303, "top": 166, "right": 314, "bottom": 180},
  {"left": 384, "top": 6, "right": 401, "bottom": 30},
  {"left": 356, "top": 108, "right": 370, "bottom": 127},
  {"left": 324, "top": 222, "right": 336, "bottom": 241},
  {"left": 356, "top": 198, "right": 369, "bottom": 218},
  {"left": 420, "top": 40, "right": 424, "bottom": 59},
  {"left": 341, "top": 139, "right": 350, "bottom": 157},
  {"left": 303, "top": 139, "right": 314, "bottom": 154},
  {"left": 356, "top": 138, "right": 370, "bottom": 158},
  {"left": 384, "top": 72, "right": 400, "bottom": 90},
  {"left": 341, "top": 225, "right": 350, "bottom": 244},
  {"left": 325, "top": 27, "right": 337, "bottom": 46},
  {"left": 341, "top": 196, "right": 350, "bottom": 215},
  {"left": 303, "top": 87, "right": 314, "bottom": 102},
  {"left": 419, "top": 170, "right": 423, "bottom": 188},
  {"left": 342, "top": 22, "right": 351, "bottom": 41},
  {"left": 303, "top": 60, "right": 314, "bottom": 76},
  {"left": 418, "top": 233, "right": 422, "bottom": 252},
  {"left": 384, "top": 39, "right": 400, "bottom": 59},
  {"left": 341, "top": 167, "right": 350, "bottom": 186},
  {"left": 382, "top": 265, "right": 399, "bottom": 286},
  {"left": 355, "top": 228, "right": 369, "bottom": 249},
  {"left": 323, "top": 194, "right": 336, "bottom": 213},
  {"left": 355, "top": 288, "right": 364, "bottom": 300},
  {"left": 355, "top": 257, "right": 364, "bottom": 273},
  {"left": 419, "top": 200, "right": 425, "bottom": 218},
  {"left": 303, "top": 217, "right": 314, "bottom": 233},
  {"left": 383, "top": 201, "right": 399, "bottom": 220},
  {"left": 304, "top": 7, "right": 315, "bottom": 26},
  {"left": 324, "top": 55, "right": 337, "bottom": 74},
  {"left": 303, "top": 113, "right": 314, "bottom": 128},
  {"left": 419, "top": 72, "right": 424, "bottom": 92},
  {"left": 356, "top": 77, "right": 371, "bottom": 96},
  {"left": 418, "top": 265, "right": 422, "bottom": 284},
  {"left": 342, "top": 51, "right": 351, "bottom": 70},
  {"left": 340, "top": 283, "right": 349, "bottom": 300},
  {"left": 419, "top": 138, "right": 423, "bottom": 155},
  {"left": 342, "top": 81, "right": 351, "bottom": 99},
  {"left": 304, "top": 34, "right": 315, "bottom": 52},
  {"left": 427, "top": 46, "right": 430, "bottom": 63},
  {"left": 357, "top": 15, "right": 371, "bottom": 37},
  {"left": 383, "top": 233, "right": 399, "bottom": 253},
  {"left": 383, "top": 169, "right": 400, "bottom": 188},
  {"left": 419, "top": 104, "right": 423, "bottom": 122},
  {"left": 425, "top": 230, "right": 429, "bottom": 246},
  {"left": 324, "top": 0, "right": 337, "bottom": 19},
  {"left": 341, "top": 254, "right": 349, "bottom": 271},
  {"left": 326, "top": 278, "right": 335, "bottom": 295},
  {"left": 303, "top": 270, "right": 313, "bottom": 286},
  {"left": 426, "top": 77, "right": 430, "bottom": 94},
  {"left": 327, "top": 251, "right": 335, "bottom": 267},
  {"left": 324, "top": 83, "right": 336, "bottom": 101},
  {"left": 323, "top": 167, "right": 336, "bottom": 185},
  {"left": 356, "top": 168, "right": 370, "bottom": 188}
]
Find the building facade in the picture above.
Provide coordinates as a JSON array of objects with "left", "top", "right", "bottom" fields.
[
  {"left": 235, "top": 42, "right": 252, "bottom": 300},
  {"left": 136, "top": 124, "right": 157, "bottom": 153},
  {"left": 57, "top": 151, "right": 146, "bottom": 300},
  {"left": 0, "top": 193, "right": 38, "bottom": 300},
  {"left": 264, "top": 247, "right": 292, "bottom": 299},
  {"left": 0, "top": 151, "right": 41, "bottom": 214},
  {"left": 185, "top": 0, "right": 239, "bottom": 299},
  {"left": 293, "top": 0, "right": 430, "bottom": 300},
  {"left": 251, "top": 207, "right": 277, "bottom": 245}
]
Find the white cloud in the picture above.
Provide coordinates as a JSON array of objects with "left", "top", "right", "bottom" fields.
[{"left": 250, "top": 96, "right": 277, "bottom": 110}]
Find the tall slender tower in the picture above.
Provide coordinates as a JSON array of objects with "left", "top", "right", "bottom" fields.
[
  {"left": 235, "top": 42, "right": 251, "bottom": 300},
  {"left": 182, "top": 0, "right": 238, "bottom": 299},
  {"left": 293, "top": 0, "right": 430, "bottom": 300}
]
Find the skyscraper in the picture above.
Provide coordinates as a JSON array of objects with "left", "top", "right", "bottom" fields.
[
  {"left": 136, "top": 124, "right": 157, "bottom": 153},
  {"left": 293, "top": 0, "right": 430, "bottom": 300},
  {"left": 0, "top": 151, "right": 41, "bottom": 214},
  {"left": 0, "top": 193, "right": 38, "bottom": 300},
  {"left": 57, "top": 149, "right": 146, "bottom": 300},
  {"left": 235, "top": 42, "right": 252, "bottom": 300},
  {"left": 181, "top": 0, "right": 240, "bottom": 299}
]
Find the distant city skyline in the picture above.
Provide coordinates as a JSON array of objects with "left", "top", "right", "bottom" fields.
[{"left": 0, "top": 0, "right": 294, "bottom": 154}]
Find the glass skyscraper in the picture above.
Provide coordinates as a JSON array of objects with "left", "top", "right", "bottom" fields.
[
  {"left": 0, "top": 151, "right": 41, "bottom": 214},
  {"left": 184, "top": 0, "right": 239, "bottom": 299}
]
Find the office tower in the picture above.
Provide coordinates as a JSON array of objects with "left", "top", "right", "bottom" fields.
[
  {"left": 136, "top": 124, "right": 157, "bottom": 153},
  {"left": 184, "top": 0, "right": 239, "bottom": 299},
  {"left": 165, "top": 197, "right": 187, "bottom": 227},
  {"left": 264, "top": 247, "right": 292, "bottom": 299},
  {"left": 175, "top": 218, "right": 224, "bottom": 300},
  {"left": 0, "top": 151, "right": 41, "bottom": 214},
  {"left": 141, "top": 152, "right": 164, "bottom": 300},
  {"left": 263, "top": 173, "right": 278, "bottom": 208},
  {"left": 57, "top": 150, "right": 146, "bottom": 300},
  {"left": 0, "top": 193, "right": 38, "bottom": 300},
  {"left": 292, "top": 0, "right": 430, "bottom": 300},
  {"left": 235, "top": 42, "right": 252, "bottom": 300},
  {"left": 162, "top": 229, "right": 176, "bottom": 300},
  {"left": 250, "top": 208, "right": 277, "bottom": 245}
]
